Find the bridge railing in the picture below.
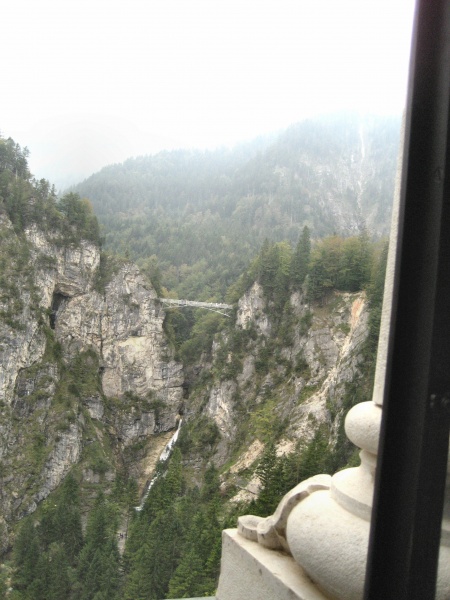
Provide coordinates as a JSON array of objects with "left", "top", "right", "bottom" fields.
[
  {"left": 158, "top": 298, "right": 233, "bottom": 310},
  {"left": 158, "top": 298, "right": 233, "bottom": 317}
]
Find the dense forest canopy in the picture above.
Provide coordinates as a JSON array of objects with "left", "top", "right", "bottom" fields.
[{"left": 71, "top": 113, "right": 400, "bottom": 301}]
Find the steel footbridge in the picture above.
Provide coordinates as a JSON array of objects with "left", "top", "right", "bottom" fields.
[{"left": 158, "top": 298, "right": 233, "bottom": 316}]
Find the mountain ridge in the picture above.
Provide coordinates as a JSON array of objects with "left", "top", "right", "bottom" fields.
[{"left": 71, "top": 113, "right": 400, "bottom": 301}]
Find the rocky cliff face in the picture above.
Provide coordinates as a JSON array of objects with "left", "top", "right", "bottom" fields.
[
  {"left": 54, "top": 262, "right": 183, "bottom": 429},
  {"left": 0, "top": 210, "right": 372, "bottom": 556},
  {"left": 181, "top": 282, "right": 369, "bottom": 502},
  {"left": 0, "top": 224, "right": 101, "bottom": 407},
  {"left": 0, "top": 217, "right": 183, "bottom": 553}
]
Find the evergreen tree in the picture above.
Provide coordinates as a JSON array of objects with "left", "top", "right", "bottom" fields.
[
  {"left": 39, "top": 475, "right": 83, "bottom": 565},
  {"left": 12, "top": 519, "right": 40, "bottom": 593},
  {"left": 296, "top": 426, "right": 333, "bottom": 480},
  {"left": 257, "top": 240, "right": 278, "bottom": 300},
  {"left": 124, "top": 506, "right": 182, "bottom": 600},
  {"left": 58, "top": 192, "right": 101, "bottom": 244},
  {"left": 45, "top": 543, "right": 72, "bottom": 600},
  {"left": 308, "top": 236, "right": 339, "bottom": 301},
  {"left": 273, "top": 241, "right": 292, "bottom": 314},
  {"left": 0, "top": 571, "right": 7, "bottom": 600},
  {"left": 168, "top": 467, "right": 222, "bottom": 598},
  {"left": 168, "top": 547, "right": 206, "bottom": 598},
  {"left": 11, "top": 478, "right": 85, "bottom": 599},
  {"left": 124, "top": 449, "right": 185, "bottom": 599},
  {"left": 163, "top": 447, "right": 184, "bottom": 499},
  {"left": 291, "top": 225, "right": 311, "bottom": 289},
  {"left": 337, "top": 232, "right": 371, "bottom": 291},
  {"left": 249, "top": 443, "right": 285, "bottom": 516},
  {"left": 25, "top": 553, "right": 49, "bottom": 600},
  {"left": 77, "top": 493, "right": 121, "bottom": 600}
]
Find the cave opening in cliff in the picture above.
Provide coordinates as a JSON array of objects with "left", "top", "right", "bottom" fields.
[{"left": 49, "top": 291, "right": 69, "bottom": 329}]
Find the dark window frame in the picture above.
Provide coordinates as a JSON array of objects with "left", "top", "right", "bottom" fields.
[{"left": 364, "top": 1, "right": 450, "bottom": 599}]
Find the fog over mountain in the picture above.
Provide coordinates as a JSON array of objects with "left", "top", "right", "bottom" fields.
[
  {"left": 71, "top": 113, "right": 400, "bottom": 301},
  {"left": 2, "top": 1, "right": 414, "bottom": 189}
]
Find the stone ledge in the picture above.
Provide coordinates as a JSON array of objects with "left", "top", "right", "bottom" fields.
[{"left": 216, "top": 529, "right": 329, "bottom": 600}]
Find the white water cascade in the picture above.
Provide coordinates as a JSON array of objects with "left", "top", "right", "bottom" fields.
[{"left": 135, "top": 419, "right": 182, "bottom": 512}]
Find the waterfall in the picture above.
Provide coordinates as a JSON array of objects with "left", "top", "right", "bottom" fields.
[
  {"left": 159, "top": 419, "right": 182, "bottom": 461},
  {"left": 135, "top": 419, "right": 182, "bottom": 512}
]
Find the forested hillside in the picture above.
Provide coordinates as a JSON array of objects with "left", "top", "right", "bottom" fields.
[
  {"left": 119, "top": 231, "right": 388, "bottom": 599},
  {"left": 71, "top": 113, "right": 400, "bottom": 300},
  {"left": 1, "top": 125, "right": 392, "bottom": 599}
]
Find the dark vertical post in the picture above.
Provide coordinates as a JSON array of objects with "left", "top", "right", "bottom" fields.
[{"left": 364, "top": 1, "right": 450, "bottom": 599}]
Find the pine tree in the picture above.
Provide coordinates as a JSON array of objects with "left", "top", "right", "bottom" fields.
[
  {"left": 162, "top": 447, "right": 184, "bottom": 500},
  {"left": 77, "top": 493, "right": 121, "bottom": 600},
  {"left": 45, "top": 543, "right": 72, "bottom": 600},
  {"left": 40, "top": 475, "right": 83, "bottom": 565},
  {"left": 167, "top": 547, "right": 205, "bottom": 598},
  {"left": 25, "top": 553, "right": 49, "bottom": 600},
  {"left": 124, "top": 506, "right": 182, "bottom": 600},
  {"left": 257, "top": 240, "right": 278, "bottom": 300},
  {"left": 337, "top": 233, "right": 372, "bottom": 291},
  {"left": 308, "top": 236, "right": 343, "bottom": 301},
  {"left": 297, "top": 426, "right": 333, "bottom": 479},
  {"left": 273, "top": 241, "right": 292, "bottom": 313},
  {"left": 251, "top": 443, "right": 285, "bottom": 516},
  {"left": 12, "top": 519, "right": 40, "bottom": 592},
  {"left": 0, "top": 571, "right": 7, "bottom": 600},
  {"left": 291, "top": 225, "right": 311, "bottom": 289},
  {"left": 168, "top": 469, "right": 222, "bottom": 598}
]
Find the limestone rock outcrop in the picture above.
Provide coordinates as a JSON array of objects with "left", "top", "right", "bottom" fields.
[
  {"left": 0, "top": 216, "right": 183, "bottom": 551},
  {"left": 185, "top": 279, "right": 370, "bottom": 503},
  {"left": 206, "top": 286, "right": 368, "bottom": 447},
  {"left": 237, "top": 282, "right": 272, "bottom": 336}
]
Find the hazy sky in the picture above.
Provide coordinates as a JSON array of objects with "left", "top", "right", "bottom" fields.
[{"left": 2, "top": 0, "right": 415, "bottom": 188}]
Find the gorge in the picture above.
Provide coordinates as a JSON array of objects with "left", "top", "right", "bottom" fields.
[{"left": 0, "top": 115, "right": 395, "bottom": 598}]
